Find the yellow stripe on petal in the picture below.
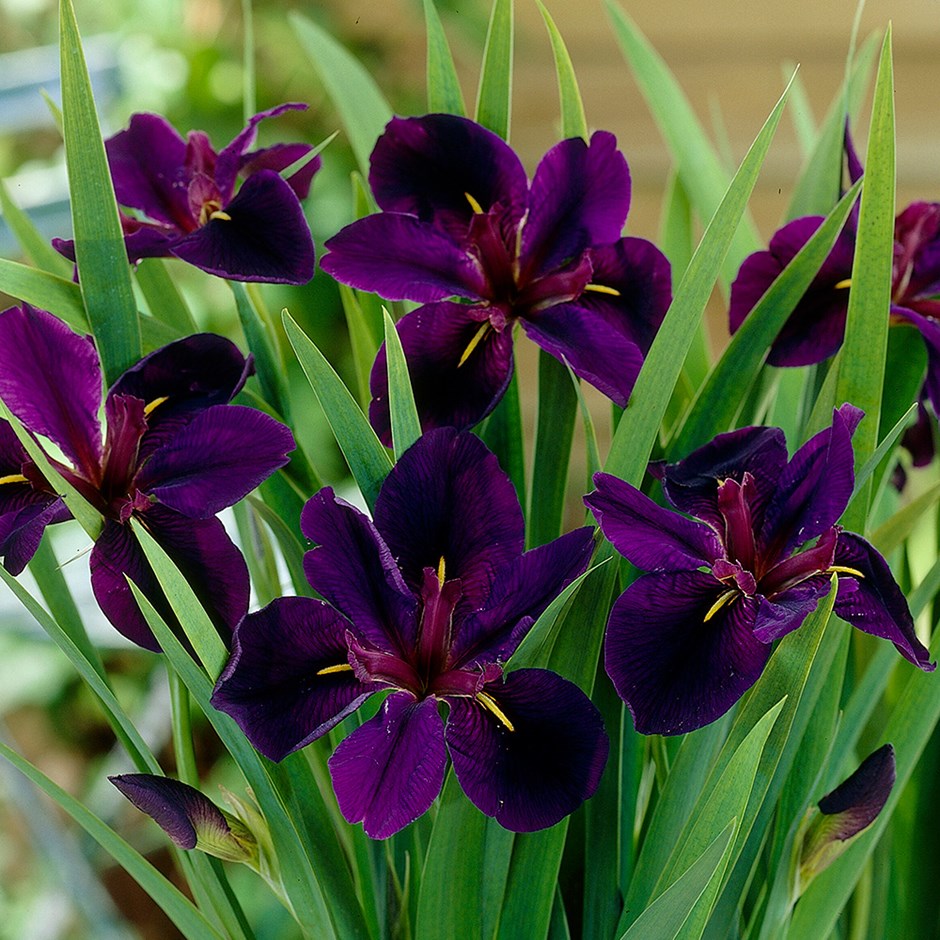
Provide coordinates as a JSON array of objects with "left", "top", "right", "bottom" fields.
[
  {"left": 834, "top": 279, "right": 852, "bottom": 290},
  {"left": 458, "top": 323, "right": 490, "bottom": 368},
  {"left": 584, "top": 283, "right": 621, "bottom": 297},
  {"left": 477, "top": 691, "right": 515, "bottom": 732},
  {"left": 144, "top": 396, "right": 169, "bottom": 416},
  {"left": 0, "top": 474, "right": 28, "bottom": 485},
  {"left": 316, "top": 663, "right": 354, "bottom": 676},
  {"left": 828, "top": 565, "right": 865, "bottom": 578},
  {"left": 465, "top": 192, "right": 484, "bottom": 214},
  {"left": 704, "top": 588, "right": 738, "bottom": 623},
  {"left": 209, "top": 210, "right": 232, "bottom": 222}
]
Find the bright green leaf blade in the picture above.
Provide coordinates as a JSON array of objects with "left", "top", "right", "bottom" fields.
[
  {"left": 851, "top": 401, "right": 917, "bottom": 503},
  {"left": 135, "top": 259, "right": 197, "bottom": 334},
  {"left": 0, "top": 740, "right": 224, "bottom": 940},
  {"left": 0, "top": 257, "right": 88, "bottom": 329},
  {"left": 59, "top": 0, "right": 140, "bottom": 383},
  {"left": 870, "top": 480, "right": 940, "bottom": 556},
  {"left": 290, "top": 12, "right": 394, "bottom": 177},
  {"left": 424, "top": 0, "right": 466, "bottom": 115},
  {"left": 620, "top": 821, "right": 737, "bottom": 940},
  {"left": 674, "top": 178, "right": 861, "bottom": 456},
  {"left": 383, "top": 307, "right": 421, "bottom": 459},
  {"left": 604, "top": 73, "right": 793, "bottom": 486},
  {"left": 604, "top": 0, "right": 760, "bottom": 282},
  {"left": 230, "top": 282, "right": 289, "bottom": 419},
  {"left": 339, "top": 284, "right": 382, "bottom": 410},
  {"left": 834, "top": 29, "right": 895, "bottom": 532},
  {"left": 0, "top": 178, "right": 73, "bottom": 275},
  {"left": 537, "top": 0, "right": 588, "bottom": 139},
  {"left": 785, "top": 66, "right": 816, "bottom": 158},
  {"left": 283, "top": 310, "right": 392, "bottom": 510},
  {"left": 475, "top": 0, "right": 513, "bottom": 138}
]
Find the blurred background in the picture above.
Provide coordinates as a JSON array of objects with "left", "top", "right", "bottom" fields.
[{"left": 0, "top": 0, "right": 938, "bottom": 936}]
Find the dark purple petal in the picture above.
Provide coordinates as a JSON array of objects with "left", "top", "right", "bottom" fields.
[
  {"left": 445, "top": 668, "right": 608, "bottom": 831},
  {"left": 519, "top": 132, "right": 630, "bottom": 277},
  {"left": 90, "top": 508, "right": 248, "bottom": 651},
  {"left": 662, "top": 426, "right": 789, "bottom": 530},
  {"left": 586, "top": 472, "right": 722, "bottom": 571},
  {"left": 728, "top": 216, "right": 856, "bottom": 367},
  {"left": 301, "top": 488, "right": 417, "bottom": 652},
  {"left": 0, "top": 492, "right": 69, "bottom": 575},
  {"left": 170, "top": 170, "right": 314, "bottom": 284},
  {"left": 751, "top": 575, "right": 833, "bottom": 643},
  {"left": 893, "top": 308, "right": 940, "bottom": 419},
  {"left": 369, "top": 303, "right": 515, "bottom": 445},
  {"left": 211, "top": 596, "right": 374, "bottom": 761},
  {"left": 373, "top": 428, "right": 524, "bottom": 607},
  {"left": 329, "top": 693, "right": 446, "bottom": 839},
  {"left": 833, "top": 532, "right": 934, "bottom": 670},
  {"left": 760, "top": 405, "right": 861, "bottom": 558},
  {"left": 604, "top": 569, "right": 770, "bottom": 735},
  {"left": 106, "top": 113, "right": 193, "bottom": 229},
  {"left": 239, "top": 143, "right": 321, "bottom": 200},
  {"left": 451, "top": 527, "right": 595, "bottom": 667},
  {"left": 138, "top": 405, "right": 294, "bottom": 517},
  {"left": 368, "top": 114, "right": 528, "bottom": 237},
  {"left": 893, "top": 202, "right": 940, "bottom": 304},
  {"left": 522, "top": 302, "right": 645, "bottom": 408},
  {"left": 321, "top": 215, "right": 486, "bottom": 303},
  {"left": 580, "top": 237, "right": 672, "bottom": 355},
  {"left": 0, "top": 305, "right": 103, "bottom": 476}
]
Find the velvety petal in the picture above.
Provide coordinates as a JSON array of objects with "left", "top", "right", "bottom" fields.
[
  {"left": 0, "top": 492, "right": 69, "bottom": 575},
  {"left": 522, "top": 302, "right": 644, "bottom": 408},
  {"left": 373, "top": 427, "right": 524, "bottom": 606},
  {"left": 0, "top": 305, "right": 103, "bottom": 476},
  {"left": 751, "top": 575, "right": 833, "bottom": 643},
  {"left": 586, "top": 472, "right": 722, "bottom": 571},
  {"left": 368, "top": 114, "right": 528, "bottom": 237},
  {"left": 239, "top": 143, "right": 320, "bottom": 199},
  {"left": 106, "top": 113, "right": 193, "bottom": 229},
  {"left": 138, "top": 405, "right": 294, "bottom": 516},
  {"left": 445, "top": 668, "right": 608, "bottom": 831},
  {"left": 329, "top": 693, "right": 446, "bottom": 839},
  {"left": 728, "top": 217, "right": 856, "bottom": 367},
  {"left": 211, "top": 596, "right": 374, "bottom": 761},
  {"left": 605, "top": 569, "right": 770, "bottom": 735},
  {"left": 661, "top": 426, "right": 789, "bottom": 530},
  {"left": 760, "top": 405, "right": 861, "bottom": 558},
  {"left": 369, "top": 303, "right": 515, "bottom": 445},
  {"left": 170, "top": 170, "right": 314, "bottom": 283},
  {"left": 894, "top": 202, "right": 940, "bottom": 303},
  {"left": 301, "top": 488, "right": 417, "bottom": 652},
  {"left": 321, "top": 215, "right": 486, "bottom": 302},
  {"left": 451, "top": 527, "right": 595, "bottom": 667},
  {"left": 90, "top": 508, "right": 248, "bottom": 651},
  {"left": 893, "top": 308, "right": 940, "bottom": 419},
  {"left": 580, "top": 237, "right": 672, "bottom": 355},
  {"left": 833, "top": 532, "right": 934, "bottom": 670}
]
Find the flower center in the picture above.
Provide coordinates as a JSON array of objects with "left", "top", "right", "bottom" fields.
[{"left": 198, "top": 200, "right": 232, "bottom": 226}]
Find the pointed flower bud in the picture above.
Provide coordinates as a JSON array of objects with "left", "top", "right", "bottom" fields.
[{"left": 110, "top": 773, "right": 258, "bottom": 865}]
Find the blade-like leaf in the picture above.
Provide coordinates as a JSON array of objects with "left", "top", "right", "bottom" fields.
[
  {"left": 0, "top": 178, "right": 73, "bottom": 275},
  {"left": 382, "top": 307, "right": 421, "bottom": 459},
  {"left": 0, "top": 257, "right": 87, "bottom": 329},
  {"left": 231, "top": 282, "right": 289, "bottom": 420},
  {"left": 537, "top": 0, "right": 588, "bottom": 140},
  {"left": 135, "top": 259, "right": 197, "bottom": 334},
  {"left": 424, "top": 0, "right": 466, "bottom": 115},
  {"left": 475, "top": 0, "right": 513, "bottom": 139}
]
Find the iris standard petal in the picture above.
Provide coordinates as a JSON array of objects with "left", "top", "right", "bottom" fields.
[
  {"left": 329, "top": 693, "right": 446, "bottom": 839},
  {"left": 170, "top": 170, "right": 315, "bottom": 283},
  {"left": 211, "top": 597, "right": 374, "bottom": 761},
  {"left": 368, "top": 302, "right": 515, "bottom": 445},
  {"left": 833, "top": 532, "right": 934, "bottom": 670},
  {"left": 301, "top": 488, "right": 418, "bottom": 652},
  {"left": 0, "top": 305, "right": 103, "bottom": 477},
  {"left": 605, "top": 569, "right": 770, "bottom": 735},
  {"left": 368, "top": 113, "right": 528, "bottom": 237},
  {"left": 105, "top": 113, "right": 192, "bottom": 228},
  {"left": 522, "top": 302, "right": 645, "bottom": 408},
  {"left": 138, "top": 404, "right": 294, "bottom": 517},
  {"left": 322, "top": 215, "right": 487, "bottom": 303},
  {"left": 519, "top": 131, "right": 630, "bottom": 277},
  {"left": 373, "top": 427, "right": 524, "bottom": 605},
  {"left": 586, "top": 472, "right": 723, "bottom": 571},
  {"left": 445, "top": 668, "right": 608, "bottom": 832}
]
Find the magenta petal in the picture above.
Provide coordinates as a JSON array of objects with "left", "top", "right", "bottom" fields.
[
  {"left": 0, "top": 306, "right": 103, "bottom": 475},
  {"left": 751, "top": 576, "right": 833, "bottom": 643},
  {"left": 446, "top": 668, "right": 608, "bottom": 831},
  {"left": 368, "top": 114, "right": 528, "bottom": 237},
  {"left": 329, "top": 693, "right": 446, "bottom": 839},
  {"left": 301, "top": 489, "right": 417, "bottom": 652},
  {"left": 833, "top": 532, "right": 934, "bottom": 670},
  {"left": 520, "top": 132, "right": 630, "bottom": 276},
  {"left": 605, "top": 569, "right": 769, "bottom": 735},
  {"left": 369, "top": 303, "right": 515, "bottom": 444},
  {"left": 139, "top": 405, "right": 293, "bottom": 517},
  {"left": 211, "top": 597, "right": 374, "bottom": 761},
  {"left": 586, "top": 472, "right": 723, "bottom": 571},
  {"left": 374, "top": 428, "right": 524, "bottom": 604},
  {"left": 106, "top": 113, "right": 192, "bottom": 228},
  {"left": 522, "top": 302, "right": 644, "bottom": 407},
  {"left": 321, "top": 215, "right": 486, "bottom": 303},
  {"left": 170, "top": 170, "right": 314, "bottom": 283}
]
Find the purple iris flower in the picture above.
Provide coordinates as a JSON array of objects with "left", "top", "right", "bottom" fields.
[
  {"left": 0, "top": 305, "right": 295, "bottom": 650},
  {"left": 320, "top": 113, "right": 671, "bottom": 444},
  {"left": 584, "top": 405, "right": 933, "bottom": 736},
  {"left": 212, "top": 428, "right": 608, "bottom": 838},
  {"left": 54, "top": 104, "right": 318, "bottom": 284}
]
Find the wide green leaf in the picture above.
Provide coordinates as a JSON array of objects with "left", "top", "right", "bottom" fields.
[
  {"left": 424, "top": 0, "right": 466, "bottom": 115},
  {"left": 0, "top": 257, "right": 87, "bottom": 328},
  {"left": 475, "top": 0, "right": 513, "bottom": 139},
  {"left": 0, "top": 178, "right": 73, "bottom": 275},
  {"left": 537, "top": 0, "right": 588, "bottom": 139},
  {"left": 231, "top": 281, "right": 289, "bottom": 420},
  {"left": 382, "top": 307, "right": 421, "bottom": 459}
]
